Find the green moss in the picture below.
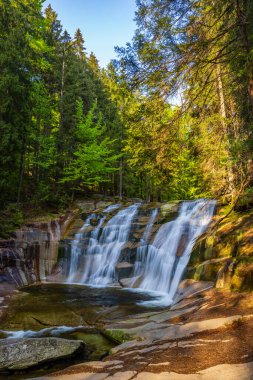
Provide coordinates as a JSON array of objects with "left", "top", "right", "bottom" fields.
[
  {"left": 102, "top": 329, "right": 132, "bottom": 344},
  {"left": 160, "top": 201, "right": 181, "bottom": 217},
  {"left": 216, "top": 243, "right": 233, "bottom": 258},
  {"left": 230, "top": 257, "right": 253, "bottom": 292},
  {"left": 193, "top": 259, "right": 227, "bottom": 282}
]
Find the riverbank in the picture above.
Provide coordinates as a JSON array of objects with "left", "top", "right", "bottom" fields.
[
  {"left": 0, "top": 199, "right": 253, "bottom": 379},
  {"left": 29, "top": 287, "right": 253, "bottom": 380}
]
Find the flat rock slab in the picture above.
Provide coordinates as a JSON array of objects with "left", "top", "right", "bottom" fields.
[
  {"left": 134, "top": 362, "right": 253, "bottom": 379},
  {"left": 119, "top": 314, "right": 244, "bottom": 341},
  {"left": 32, "top": 371, "right": 137, "bottom": 380},
  {"left": 0, "top": 337, "right": 85, "bottom": 370},
  {"left": 173, "top": 280, "right": 214, "bottom": 304},
  {"left": 31, "top": 362, "right": 253, "bottom": 380},
  {"left": 32, "top": 374, "right": 109, "bottom": 380}
]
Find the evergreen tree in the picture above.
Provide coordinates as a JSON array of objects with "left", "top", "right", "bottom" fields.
[
  {"left": 61, "top": 99, "right": 119, "bottom": 195},
  {"left": 73, "top": 28, "right": 86, "bottom": 60},
  {"left": 0, "top": 0, "right": 47, "bottom": 205}
]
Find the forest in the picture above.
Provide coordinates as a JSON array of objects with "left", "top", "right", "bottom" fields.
[
  {"left": 0, "top": 0, "right": 253, "bottom": 213},
  {"left": 0, "top": 2, "right": 253, "bottom": 378}
]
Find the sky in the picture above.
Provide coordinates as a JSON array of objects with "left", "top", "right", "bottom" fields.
[{"left": 43, "top": 0, "right": 137, "bottom": 68}]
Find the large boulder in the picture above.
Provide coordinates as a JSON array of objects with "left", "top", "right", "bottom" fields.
[{"left": 0, "top": 337, "right": 85, "bottom": 371}]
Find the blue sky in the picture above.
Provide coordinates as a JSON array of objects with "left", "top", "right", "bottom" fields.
[{"left": 43, "top": 0, "right": 137, "bottom": 68}]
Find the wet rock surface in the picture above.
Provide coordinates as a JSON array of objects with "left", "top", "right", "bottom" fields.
[
  {"left": 0, "top": 337, "right": 85, "bottom": 371},
  {"left": 1, "top": 201, "right": 253, "bottom": 379},
  {"left": 31, "top": 288, "right": 253, "bottom": 380},
  {"left": 0, "top": 282, "right": 252, "bottom": 379},
  {"left": 188, "top": 206, "right": 253, "bottom": 292}
]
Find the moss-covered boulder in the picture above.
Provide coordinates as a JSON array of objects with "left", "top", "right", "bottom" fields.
[
  {"left": 186, "top": 205, "right": 253, "bottom": 292},
  {"left": 230, "top": 257, "right": 253, "bottom": 292},
  {"left": 191, "top": 258, "right": 232, "bottom": 282},
  {"left": 102, "top": 329, "right": 132, "bottom": 344}
]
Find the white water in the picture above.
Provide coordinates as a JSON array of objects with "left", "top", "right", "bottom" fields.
[
  {"left": 1, "top": 325, "right": 84, "bottom": 339},
  {"left": 135, "top": 199, "right": 216, "bottom": 305},
  {"left": 66, "top": 199, "right": 215, "bottom": 305},
  {"left": 67, "top": 214, "right": 96, "bottom": 283},
  {"left": 131, "top": 208, "right": 158, "bottom": 281},
  {"left": 67, "top": 204, "right": 123, "bottom": 283},
  {"left": 81, "top": 204, "right": 140, "bottom": 285}
]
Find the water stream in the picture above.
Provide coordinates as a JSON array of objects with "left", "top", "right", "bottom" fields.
[
  {"left": 66, "top": 199, "right": 215, "bottom": 305},
  {"left": 80, "top": 203, "right": 140, "bottom": 285},
  {"left": 0, "top": 199, "right": 216, "bottom": 378},
  {"left": 134, "top": 199, "right": 216, "bottom": 305},
  {"left": 131, "top": 208, "right": 158, "bottom": 282}
]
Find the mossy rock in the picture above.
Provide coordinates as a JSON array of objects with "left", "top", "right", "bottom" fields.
[
  {"left": 230, "top": 257, "right": 253, "bottom": 292},
  {"left": 158, "top": 201, "right": 181, "bottom": 224},
  {"left": 192, "top": 258, "right": 231, "bottom": 282},
  {"left": 189, "top": 236, "right": 216, "bottom": 266},
  {"left": 102, "top": 329, "right": 132, "bottom": 344},
  {"left": 160, "top": 201, "right": 181, "bottom": 216}
]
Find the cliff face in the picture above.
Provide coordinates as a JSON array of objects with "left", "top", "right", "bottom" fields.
[
  {"left": 0, "top": 221, "right": 61, "bottom": 288},
  {"left": 1, "top": 200, "right": 253, "bottom": 295},
  {"left": 0, "top": 210, "right": 79, "bottom": 289},
  {"left": 187, "top": 206, "right": 253, "bottom": 292}
]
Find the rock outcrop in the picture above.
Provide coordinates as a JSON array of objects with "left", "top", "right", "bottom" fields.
[
  {"left": 29, "top": 288, "right": 253, "bottom": 380},
  {"left": 187, "top": 206, "right": 253, "bottom": 291},
  {"left": 0, "top": 337, "right": 85, "bottom": 371}
]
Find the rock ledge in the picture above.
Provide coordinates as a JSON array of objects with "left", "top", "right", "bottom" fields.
[{"left": 0, "top": 337, "right": 85, "bottom": 371}]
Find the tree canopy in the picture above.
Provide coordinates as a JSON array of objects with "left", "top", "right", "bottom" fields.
[{"left": 0, "top": 0, "right": 252, "bottom": 209}]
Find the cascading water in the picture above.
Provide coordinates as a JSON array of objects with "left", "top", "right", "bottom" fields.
[
  {"left": 81, "top": 204, "right": 140, "bottom": 285},
  {"left": 133, "top": 199, "right": 216, "bottom": 304},
  {"left": 67, "top": 204, "right": 121, "bottom": 283},
  {"left": 131, "top": 208, "right": 158, "bottom": 281},
  {"left": 66, "top": 199, "right": 215, "bottom": 305},
  {"left": 67, "top": 213, "right": 96, "bottom": 283}
]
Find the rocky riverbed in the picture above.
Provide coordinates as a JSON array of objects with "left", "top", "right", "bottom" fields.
[
  {"left": 25, "top": 286, "right": 253, "bottom": 380},
  {"left": 0, "top": 200, "right": 253, "bottom": 379}
]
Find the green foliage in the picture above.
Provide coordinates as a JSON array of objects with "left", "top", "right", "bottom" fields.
[
  {"left": 117, "top": 0, "right": 253, "bottom": 201},
  {"left": 61, "top": 99, "right": 120, "bottom": 191},
  {"left": 0, "top": 1, "right": 125, "bottom": 208},
  {"left": 1, "top": 0, "right": 253, "bottom": 210},
  {"left": 0, "top": 205, "right": 24, "bottom": 238}
]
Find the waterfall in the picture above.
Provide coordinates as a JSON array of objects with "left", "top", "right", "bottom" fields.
[
  {"left": 66, "top": 199, "right": 215, "bottom": 305},
  {"left": 67, "top": 213, "right": 96, "bottom": 283},
  {"left": 67, "top": 203, "right": 122, "bottom": 283},
  {"left": 133, "top": 199, "right": 216, "bottom": 303},
  {"left": 131, "top": 208, "right": 158, "bottom": 281},
  {"left": 81, "top": 204, "right": 140, "bottom": 285}
]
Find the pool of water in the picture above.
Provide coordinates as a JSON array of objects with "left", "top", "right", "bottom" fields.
[{"left": 0, "top": 283, "right": 161, "bottom": 379}]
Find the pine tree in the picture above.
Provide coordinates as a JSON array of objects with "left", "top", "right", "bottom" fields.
[
  {"left": 61, "top": 99, "right": 119, "bottom": 195},
  {"left": 73, "top": 28, "right": 86, "bottom": 60},
  {"left": 0, "top": 0, "right": 47, "bottom": 205}
]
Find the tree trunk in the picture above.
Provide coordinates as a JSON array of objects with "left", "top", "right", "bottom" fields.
[
  {"left": 216, "top": 64, "right": 236, "bottom": 198},
  {"left": 32, "top": 118, "right": 40, "bottom": 182},
  {"left": 119, "top": 157, "right": 123, "bottom": 200},
  {"left": 17, "top": 136, "right": 26, "bottom": 205},
  {"left": 56, "top": 44, "right": 66, "bottom": 180},
  {"left": 146, "top": 174, "right": 150, "bottom": 202}
]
